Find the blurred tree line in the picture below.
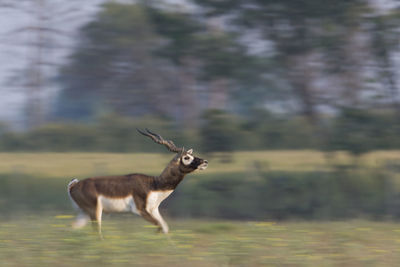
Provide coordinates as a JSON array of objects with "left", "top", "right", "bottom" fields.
[
  {"left": 1, "top": 1, "right": 399, "bottom": 154},
  {"left": 0, "top": 109, "right": 400, "bottom": 157}
]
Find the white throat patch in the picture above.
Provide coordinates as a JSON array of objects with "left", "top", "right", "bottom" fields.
[{"left": 146, "top": 190, "right": 173, "bottom": 212}]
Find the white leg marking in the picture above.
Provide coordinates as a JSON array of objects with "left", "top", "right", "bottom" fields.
[
  {"left": 72, "top": 212, "right": 89, "bottom": 229},
  {"left": 150, "top": 208, "right": 169, "bottom": 233},
  {"left": 146, "top": 190, "right": 173, "bottom": 233},
  {"left": 96, "top": 197, "right": 103, "bottom": 238}
]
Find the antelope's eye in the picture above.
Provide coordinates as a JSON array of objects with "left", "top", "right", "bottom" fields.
[{"left": 184, "top": 156, "right": 190, "bottom": 160}]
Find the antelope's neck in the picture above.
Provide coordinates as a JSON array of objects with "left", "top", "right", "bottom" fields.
[{"left": 155, "top": 160, "right": 186, "bottom": 190}]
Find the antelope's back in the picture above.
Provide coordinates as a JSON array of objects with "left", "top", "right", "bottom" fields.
[{"left": 71, "top": 174, "right": 155, "bottom": 200}]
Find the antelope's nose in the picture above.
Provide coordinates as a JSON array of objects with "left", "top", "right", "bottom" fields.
[{"left": 204, "top": 160, "right": 208, "bottom": 164}]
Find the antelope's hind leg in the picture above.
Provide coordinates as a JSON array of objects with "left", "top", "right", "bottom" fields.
[
  {"left": 72, "top": 212, "right": 90, "bottom": 229},
  {"left": 89, "top": 199, "right": 104, "bottom": 239}
]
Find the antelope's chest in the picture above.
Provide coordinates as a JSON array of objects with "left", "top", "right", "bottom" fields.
[
  {"left": 146, "top": 190, "right": 173, "bottom": 210},
  {"left": 99, "top": 195, "right": 139, "bottom": 214}
]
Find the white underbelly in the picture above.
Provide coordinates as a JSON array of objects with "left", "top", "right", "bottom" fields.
[{"left": 99, "top": 195, "right": 139, "bottom": 214}]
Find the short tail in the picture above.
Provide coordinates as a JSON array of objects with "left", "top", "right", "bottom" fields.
[
  {"left": 68, "top": 178, "right": 79, "bottom": 190},
  {"left": 67, "top": 178, "right": 79, "bottom": 210}
]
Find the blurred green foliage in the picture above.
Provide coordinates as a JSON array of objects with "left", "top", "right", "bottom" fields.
[
  {"left": 0, "top": 165, "right": 397, "bottom": 220},
  {"left": 1, "top": 108, "right": 400, "bottom": 154},
  {"left": 328, "top": 108, "right": 400, "bottom": 156},
  {"left": 168, "top": 167, "right": 394, "bottom": 220},
  {"left": 200, "top": 110, "right": 238, "bottom": 153}
]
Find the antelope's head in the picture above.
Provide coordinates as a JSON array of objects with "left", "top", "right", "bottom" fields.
[
  {"left": 179, "top": 148, "right": 208, "bottom": 172},
  {"left": 137, "top": 128, "right": 208, "bottom": 173}
]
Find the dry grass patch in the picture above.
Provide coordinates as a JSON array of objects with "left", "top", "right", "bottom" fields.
[{"left": 0, "top": 150, "right": 399, "bottom": 178}]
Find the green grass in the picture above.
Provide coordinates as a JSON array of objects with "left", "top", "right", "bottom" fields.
[{"left": 1, "top": 215, "right": 400, "bottom": 266}]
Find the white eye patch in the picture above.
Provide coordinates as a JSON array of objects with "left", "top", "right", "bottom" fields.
[{"left": 182, "top": 154, "right": 194, "bottom": 165}]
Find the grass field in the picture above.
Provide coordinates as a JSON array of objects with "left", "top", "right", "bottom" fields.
[
  {"left": 1, "top": 215, "right": 400, "bottom": 266},
  {"left": 0, "top": 150, "right": 399, "bottom": 178},
  {"left": 1, "top": 151, "right": 400, "bottom": 266}
]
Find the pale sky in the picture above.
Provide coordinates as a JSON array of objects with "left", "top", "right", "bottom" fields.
[{"left": 0, "top": 0, "right": 104, "bottom": 127}]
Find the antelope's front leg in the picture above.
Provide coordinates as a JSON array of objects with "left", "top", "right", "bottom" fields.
[
  {"left": 148, "top": 207, "right": 169, "bottom": 234},
  {"left": 140, "top": 210, "right": 163, "bottom": 232}
]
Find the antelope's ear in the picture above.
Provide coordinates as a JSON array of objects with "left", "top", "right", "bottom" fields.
[{"left": 187, "top": 149, "right": 193, "bottom": 155}]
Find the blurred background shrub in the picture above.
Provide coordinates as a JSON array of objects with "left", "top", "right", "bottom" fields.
[
  {"left": 1, "top": 164, "right": 398, "bottom": 221},
  {"left": 0, "top": 109, "right": 399, "bottom": 154}
]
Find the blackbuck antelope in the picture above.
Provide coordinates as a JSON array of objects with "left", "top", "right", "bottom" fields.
[{"left": 67, "top": 129, "right": 208, "bottom": 237}]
